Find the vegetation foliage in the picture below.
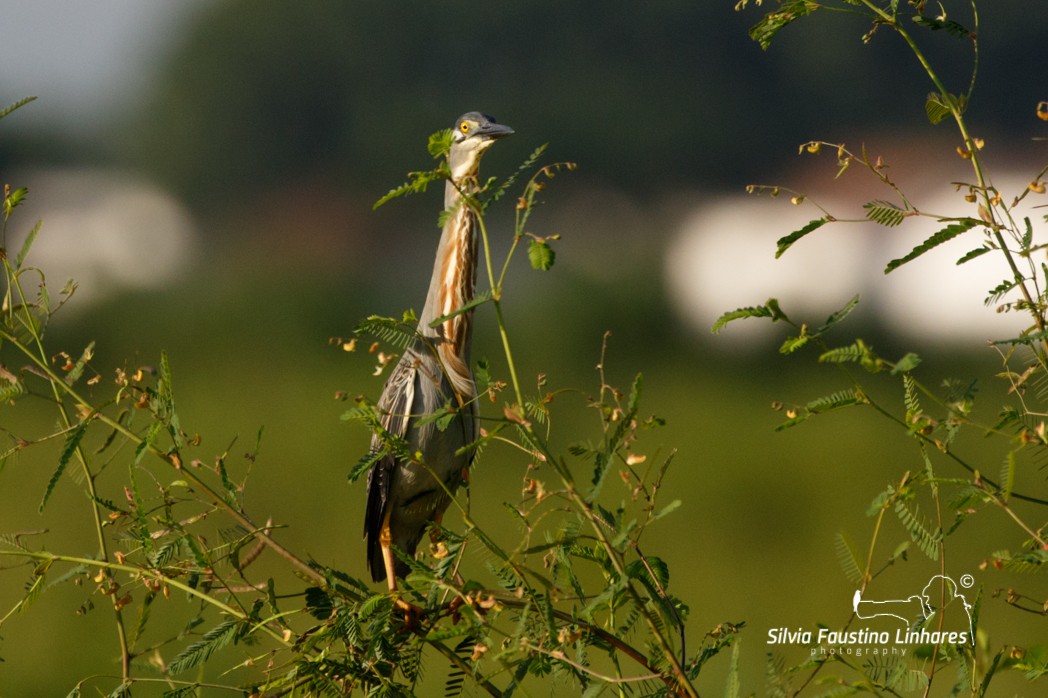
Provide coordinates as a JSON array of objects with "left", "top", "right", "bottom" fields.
[
  {"left": 0, "top": 98, "right": 729, "bottom": 696},
  {"left": 721, "top": 0, "right": 1047, "bottom": 694},
  {"left": 2, "top": 2, "right": 1046, "bottom": 696}
]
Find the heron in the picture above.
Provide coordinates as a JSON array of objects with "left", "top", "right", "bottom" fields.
[{"left": 364, "top": 112, "right": 513, "bottom": 591}]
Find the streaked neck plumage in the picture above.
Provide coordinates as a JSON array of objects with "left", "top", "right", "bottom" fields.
[{"left": 418, "top": 171, "right": 479, "bottom": 400}]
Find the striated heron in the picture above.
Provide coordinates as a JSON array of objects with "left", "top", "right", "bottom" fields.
[{"left": 363, "top": 112, "right": 513, "bottom": 590}]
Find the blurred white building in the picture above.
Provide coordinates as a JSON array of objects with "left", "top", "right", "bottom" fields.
[
  {"left": 666, "top": 173, "right": 1042, "bottom": 347},
  {"left": 9, "top": 169, "right": 196, "bottom": 305}
]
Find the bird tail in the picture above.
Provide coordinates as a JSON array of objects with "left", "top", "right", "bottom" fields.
[{"left": 364, "top": 457, "right": 390, "bottom": 583}]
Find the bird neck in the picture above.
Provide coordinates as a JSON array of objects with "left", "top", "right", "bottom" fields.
[{"left": 419, "top": 176, "right": 479, "bottom": 395}]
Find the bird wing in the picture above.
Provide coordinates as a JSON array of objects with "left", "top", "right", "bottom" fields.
[{"left": 363, "top": 349, "right": 418, "bottom": 580}]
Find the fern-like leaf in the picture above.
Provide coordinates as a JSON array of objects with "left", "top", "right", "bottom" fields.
[
  {"left": 775, "top": 218, "right": 827, "bottom": 258},
  {"left": 527, "top": 238, "right": 556, "bottom": 271},
  {"left": 747, "top": 1, "right": 820, "bottom": 50},
  {"left": 956, "top": 245, "right": 991, "bottom": 265},
  {"left": 864, "top": 199, "right": 909, "bottom": 227},
  {"left": 63, "top": 341, "right": 95, "bottom": 388},
  {"left": 373, "top": 134, "right": 451, "bottom": 211},
  {"left": 990, "top": 329, "right": 1048, "bottom": 346},
  {"left": 167, "top": 618, "right": 241, "bottom": 675},
  {"left": 912, "top": 15, "right": 973, "bottom": 39},
  {"left": 428, "top": 290, "right": 493, "bottom": 327},
  {"left": 894, "top": 500, "right": 941, "bottom": 560},
  {"left": 162, "top": 687, "right": 200, "bottom": 698},
  {"left": 833, "top": 531, "right": 864, "bottom": 585},
  {"left": 15, "top": 219, "right": 42, "bottom": 270},
  {"left": 485, "top": 143, "right": 549, "bottom": 207},
  {"left": 999, "top": 451, "right": 1016, "bottom": 502},
  {"left": 817, "top": 294, "right": 860, "bottom": 334},
  {"left": 0, "top": 95, "right": 37, "bottom": 121},
  {"left": 711, "top": 300, "right": 784, "bottom": 334},
  {"left": 355, "top": 315, "right": 419, "bottom": 349},
  {"left": 39, "top": 419, "right": 91, "bottom": 513},
  {"left": 819, "top": 340, "right": 872, "bottom": 365},
  {"left": 984, "top": 278, "right": 1019, "bottom": 306},
  {"left": 105, "top": 682, "right": 132, "bottom": 698},
  {"left": 902, "top": 373, "right": 921, "bottom": 419},
  {"left": 884, "top": 219, "right": 979, "bottom": 272},
  {"left": 806, "top": 389, "right": 861, "bottom": 414}
]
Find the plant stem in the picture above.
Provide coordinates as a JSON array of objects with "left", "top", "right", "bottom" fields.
[
  {"left": 0, "top": 550, "right": 292, "bottom": 647},
  {"left": 1, "top": 254, "right": 133, "bottom": 679},
  {"left": 870, "top": 1, "right": 1047, "bottom": 340},
  {"left": 0, "top": 328, "right": 327, "bottom": 588}
]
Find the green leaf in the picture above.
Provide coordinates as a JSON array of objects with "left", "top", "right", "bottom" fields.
[
  {"left": 863, "top": 199, "right": 908, "bottom": 227},
  {"left": 167, "top": 618, "right": 241, "bottom": 675},
  {"left": 775, "top": 218, "right": 827, "bottom": 258},
  {"left": 652, "top": 499, "right": 682, "bottom": 521},
  {"left": 64, "top": 341, "right": 95, "bottom": 388},
  {"left": 106, "top": 681, "right": 132, "bottom": 698},
  {"left": 162, "top": 687, "right": 200, "bottom": 698},
  {"left": 527, "top": 238, "right": 555, "bottom": 271},
  {"left": 911, "top": 15, "right": 972, "bottom": 39},
  {"left": 485, "top": 143, "right": 549, "bottom": 208},
  {"left": 428, "top": 289, "right": 493, "bottom": 328},
  {"left": 819, "top": 339, "right": 876, "bottom": 367},
  {"left": 894, "top": 500, "right": 941, "bottom": 560},
  {"left": 990, "top": 329, "right": 1048, "bottom": 346},
  {"left": 817, "top": 294, "right": 860, "bottom": 334},
  {"left": 956, "top": 246, "right": 991, "bottom": 265},
  {"left": 373, "top": 163, "right": 449, "bottom": 210},
  {"left": 711, "top": 300, "right": 783, "bottom": 334},
  {"left": 925, "top": 92, "right": 953, "bottom": 125},
  {"left": 747, "top": 1, "right": 820, "bottom": 50},
  {"left": 414, "top": 400, "right": 459, "bottom": 432},
  {"left": 0, "top": 365, "right": 25, "bottom": 402},
  {"left": 779, "top": 334, "right": 809, "bottom": 355},
  {"left": 985, "top": 278, "right": 1019, "bottom": 306},
  {"left": 774, "top": 413, "right": 809, "bottom": 431},
  {"left": 348, "top": 448, "right": 383, "bottom": 483},
  {"left": 355, "top": 314, "right": 418, "bottom": 349},
  {"left": 0, "top": 96, "right": 37, "bottom": 121},
  {"left": 834, "top": 531, "right": 864, "bottom": 585},
  {"left": 892, "top": 352, "right": 922, "bottom": 374},
  {"left": 135, "top": 419, "right": 163, "bottom": 465},
  {"left": 724, "top": 638, "right": 741, "bottom": 698},
  {"left": 627, "top": 373, "right": 643, "bottom": 413},
  {"left": 15, "top": 219, "right": 42, "bottom": 269},
  {"left": 885, "top": 219, "right": 979, "bottom": 273},
  {"left": 1022, "top": 217, "right": 1034, "bottom": 250},
  {"left": 1000, "top": 451, "right": 1016, "bottom": 502},
  {"left": 127, "top": 459, "right": 154, "bottom": 552},
  {"left": 16, "top": 566, "right": 48, "bottom": 614},
  {"left": 427, "top": 128, "right": 453, "bottom": 158},
  {"left": 3, "top": 187, "right": 29, "bottom": 217},
  {"left": 806, "top": 389, "right": 861, "bottom": 415},
  {"left": 39, "top": 419, "right": 91, "bottom": 513}
]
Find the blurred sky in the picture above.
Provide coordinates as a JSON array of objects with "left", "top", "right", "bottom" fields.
[{"left": 2, "top": 1, "right": 204, "bottom": 133}]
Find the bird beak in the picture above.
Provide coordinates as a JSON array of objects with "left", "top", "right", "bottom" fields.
[{"left": 476, "top": 122, "right": 514, "bottom": 140}]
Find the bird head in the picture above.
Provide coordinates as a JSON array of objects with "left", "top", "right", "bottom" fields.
[{"left": 448, "top": 112, "right": 513, "bottom": 181}]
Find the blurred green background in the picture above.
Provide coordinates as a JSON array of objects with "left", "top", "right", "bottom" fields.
[{"left": 1, "top": 1, "right": 1046, "bottom": 695}]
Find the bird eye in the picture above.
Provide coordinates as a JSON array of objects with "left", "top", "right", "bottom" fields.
[{"left": 459, "top": 122, "right": 470, "bottom": 134}]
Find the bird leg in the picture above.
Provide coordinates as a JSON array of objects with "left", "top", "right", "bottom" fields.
[
  {"left": 380, "top": 512, "right": 422, "bottom": 627},
  {"left": 378, "top": 514, "right": 398, "bottom": 594}
]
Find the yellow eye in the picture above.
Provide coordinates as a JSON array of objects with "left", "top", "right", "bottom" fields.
[{"left": 459, "top": 121, "right": 470, "bottom": 134}]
